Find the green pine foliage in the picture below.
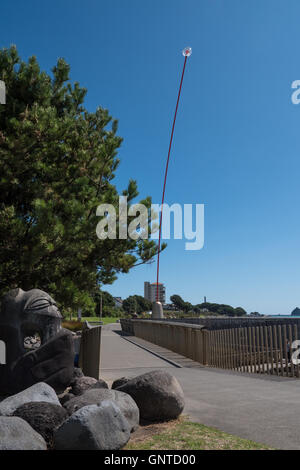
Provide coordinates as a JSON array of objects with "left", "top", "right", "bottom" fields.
[{"left": 0, "top": 46, "right": 165, "bottom": 312}]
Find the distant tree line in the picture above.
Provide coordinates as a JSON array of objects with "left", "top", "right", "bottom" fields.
[
  {"left": 170, "top": 294, "right": 247, "bottom": 317},
  {"left": 122, "top": 295, "right": 152, "bottom": 314},
  {"left": 83, "top": 291, "right": 153, "bottom": 318},
  {"left": 91, "top": 291, "right": 253, "bottom": 319},
  {"left": 291, "top": 307, "right": 300, "bottom": 316}
]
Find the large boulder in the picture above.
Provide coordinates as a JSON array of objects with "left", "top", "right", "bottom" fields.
[
  {"left": 71, "top": 376, "right": 108, "bottom": 396},
  {"left": 13, "top": 402, "right": 68, "bottom": 448},
  {"left": 0, "top": 416, "right": 47, "bottom": 450},
  {"left": 54, "top": 401, "right": 130, "bottom": 450},
  {"left": 0, "top": 382, "right": 60, "bottom": 416},
  {"left": 64, "top": 388, "right": 139, "bottom": 432},
  {"left": 116, "top": 370, "right": 185, "bottom": 421}
]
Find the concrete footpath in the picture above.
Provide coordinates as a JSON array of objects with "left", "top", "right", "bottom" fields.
[{"left": 100, "top": 323, "right": 300, "bottom": 450}]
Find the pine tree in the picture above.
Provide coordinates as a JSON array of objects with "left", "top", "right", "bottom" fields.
[
  {"left": 0, "top": 46, "right": 165, "bottom": 313},
  {"left": 123, "top": 297, "right": 138, "bottom": 314}
]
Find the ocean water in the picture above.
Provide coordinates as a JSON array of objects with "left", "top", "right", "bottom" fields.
[{"left": 269, "top": 315, "right": 300, "bottom": 318}]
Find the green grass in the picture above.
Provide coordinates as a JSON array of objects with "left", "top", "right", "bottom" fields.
[
  {"left": 81, "top": 316, "right": 120, "bottom": 325},
  {"left": 62, "top": 317, "right": 120, "bottom": 330},
  {"left": 125, "top": 418, "right": 272, "bottom": 450}
]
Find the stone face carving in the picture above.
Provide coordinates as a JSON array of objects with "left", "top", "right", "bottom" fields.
[{"left": 0, "top": 288, "right": 74, "bottom": 395}]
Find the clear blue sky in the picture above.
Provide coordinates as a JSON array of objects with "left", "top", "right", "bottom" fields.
[{"left": 1, "top": 0, "right": 300, "bottom": 314}]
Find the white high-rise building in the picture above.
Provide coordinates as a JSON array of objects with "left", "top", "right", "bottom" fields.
[
  {"left": 144, "top": 281, "right": 166, "bottom": 304},
  {"left": 0, "top": 81, "right": 6, "bottom": 105}
]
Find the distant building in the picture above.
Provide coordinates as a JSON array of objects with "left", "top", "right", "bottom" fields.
[
  {"left": 113, "top": 297, "right": 123, "bottom": 308},
  {"left": 144, "top": 281, "right": 166, "bottom": 304},
  {"left": 0, "top": 81, "right": 5, "bottom": 104}
]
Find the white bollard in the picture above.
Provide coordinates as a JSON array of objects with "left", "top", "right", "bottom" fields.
[{"left": 152, "top": 301, "right": 164, "bottom": 319}]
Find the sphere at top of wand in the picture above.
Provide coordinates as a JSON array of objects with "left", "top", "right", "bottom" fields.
[{"left": 182, "top": 47, "right": 192, "bottom": 57}]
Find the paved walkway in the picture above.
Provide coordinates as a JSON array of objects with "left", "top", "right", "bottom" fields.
[{"left": 100, "top": 323, "right": 300, "bottom": 450}]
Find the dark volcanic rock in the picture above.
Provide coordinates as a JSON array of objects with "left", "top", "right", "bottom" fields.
[
  {"left": 71, "top": 376, "right": 108, "bottom": 396},
  {"left": 70, "top": 367, "right": 84, "bottom": 385},
  {"left": 13, "top": 401, "right": 68, "bottom": 447}
]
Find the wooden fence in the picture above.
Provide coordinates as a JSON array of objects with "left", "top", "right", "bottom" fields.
[
  {"left": 133, "top": 320, "right": 209, "bottom": 365},
  {"left": 130, "top": 320, "right": 300, "bottom": 378}
]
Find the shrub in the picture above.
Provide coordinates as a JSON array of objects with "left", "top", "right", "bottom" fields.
[{"left": 62, "top": 320, "right": 83, "bottom": 332}]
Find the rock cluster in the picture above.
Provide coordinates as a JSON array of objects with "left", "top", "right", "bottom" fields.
[
  {"left": 0, "top": 288, "right": 185, "bottom": 449},
  {"left": 0, "top": 369, "right": 185, "bottom": 450}
]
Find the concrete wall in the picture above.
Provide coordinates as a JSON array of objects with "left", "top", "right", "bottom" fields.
[
  {"left": 133, "top": 316, "right": 300, "bottom": 330},
  {"left": 120, "top": 319, "right": 135, "bottom": 335},
  {"left": 121, "top": 316, "right": 300, "bottom": 338},
  {"left": 79, "top": 325, "right": 102, "bottom": 379}
]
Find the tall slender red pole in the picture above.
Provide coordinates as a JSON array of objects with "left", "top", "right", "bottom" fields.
[{"left": 156, "top": 50, "right": 190, "bottom": 301}]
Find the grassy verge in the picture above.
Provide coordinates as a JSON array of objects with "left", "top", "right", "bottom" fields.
[
  {"left": 62, "top": 317, "right": 120, "bottom": 331},
  {"left": 125, "top": 417, "right": 272, "bottom": 450},
  {"left": 62, "top": 320, "right": 83, "bottom": 332},
  {"left": 81, "top": 316, "right": 120, "bottom": 325}
]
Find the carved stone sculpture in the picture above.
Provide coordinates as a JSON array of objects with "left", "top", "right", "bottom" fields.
[{"left": 0, "top": 288, "right": 74, "bottom": 395}]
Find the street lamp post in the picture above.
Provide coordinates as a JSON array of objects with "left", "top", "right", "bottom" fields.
[{"left": 152, "top": 47, "right": 192, "bottom": 319}]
